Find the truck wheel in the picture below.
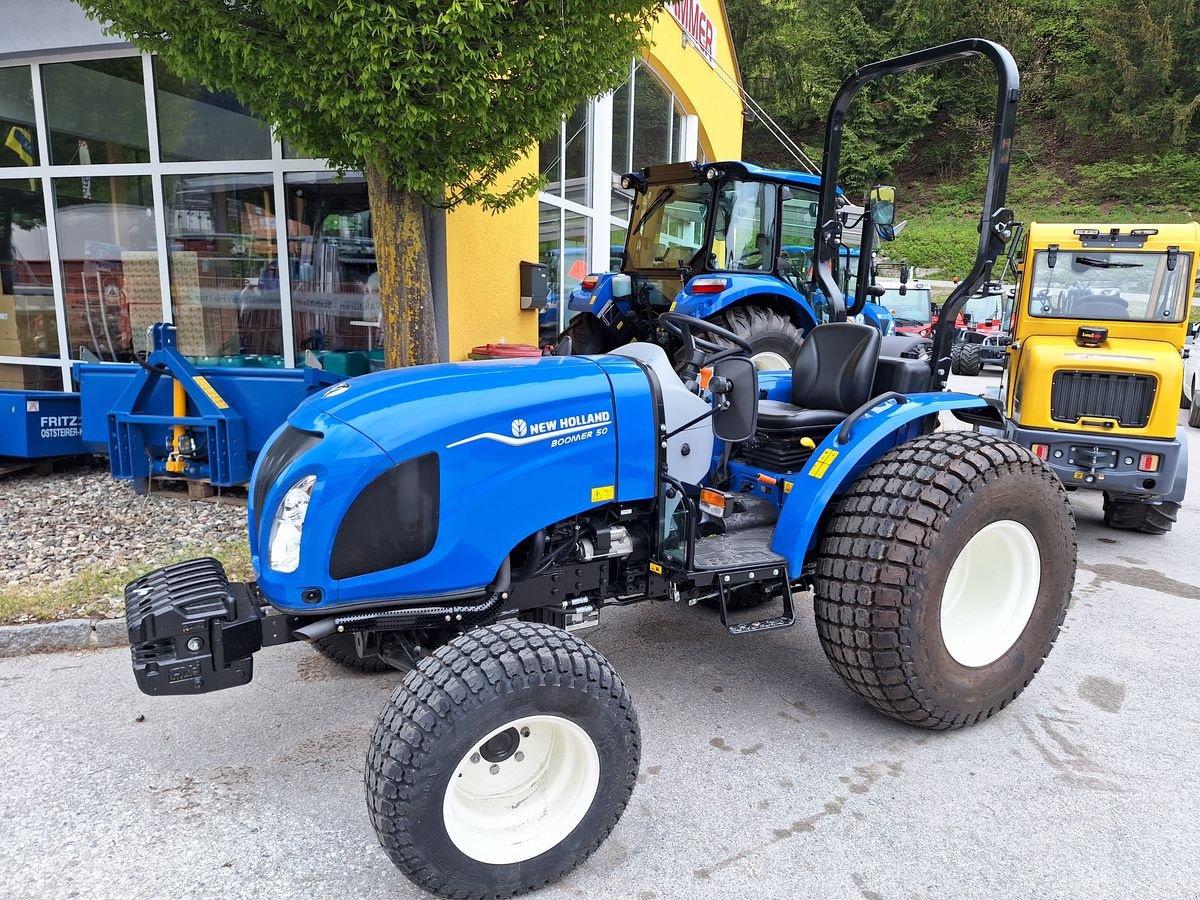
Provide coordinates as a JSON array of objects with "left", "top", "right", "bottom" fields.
[
  {"left": 812, "top": 432, "right": 1076, "bottom": 730},
  {"left": 1102, "top": 494, "right": 1179, "bottom": 535},
  {"left": 312, "top": 634, "right": 394, "bottom": 674},
  {"left": 710, "top": 305, "right": 804, "bottom": 371},
  {"left": 956, "top": 343, "right": 983, "bottom": 376},
  {"left": 949, "top": 343, "right": 964, "bottom": 374},
  {"left": 366, "top": 622, "right": 640, "bottom": 897}
]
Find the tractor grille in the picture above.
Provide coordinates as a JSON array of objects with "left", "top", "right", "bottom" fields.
[{"left": 1050, "top": 371, "right": 1155, "bottom": 428}]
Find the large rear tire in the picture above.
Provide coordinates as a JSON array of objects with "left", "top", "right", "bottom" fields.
[
  {"left": 813, "top": 432, "right": 1076, "bottom": 730},
  {"left": 956, "top": 342, "right": 983, "bottom": 376},
  {"left": 1102, "top": 494, "right": 1179, "bottom": 535},
  {"left": 1188, "top": 378, "right": 1200, "bottom": 428},
  {"left": 366, "top": 622, "right": 640, "bottom": 898},
  {"left": 557, "top": 313, "right": 615, "bottom": 355},
  {"left": 710, "top": 305, "right": 804, "bottom": 371}
]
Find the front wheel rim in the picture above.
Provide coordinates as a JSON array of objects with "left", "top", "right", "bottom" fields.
[
  {"left": 940, "top": 519, "right": 1041, "bottom": 668},
  {"left": 442, "top": 714, "right": 600, "bottom": 865}
]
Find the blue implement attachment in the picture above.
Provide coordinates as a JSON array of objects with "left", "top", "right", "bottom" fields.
[
  {"left": 0, "top": 390, "right": 86, "bottom": 459},
  {"left": 82, "top": 323, "right": 342, "bottom": 491}
]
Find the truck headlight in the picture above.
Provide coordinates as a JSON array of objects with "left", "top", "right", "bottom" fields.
[{"left": 268, "top": 474, "right": 316, "bottom": 573}]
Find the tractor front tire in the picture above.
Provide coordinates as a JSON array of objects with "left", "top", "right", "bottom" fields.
[
  {"left": 366, "top": 622, "right": 640, "bottom": 898},
  {"left": 1102, "top": 494, "right": 1179, "bottom": 535},
  {"left": 813, "top": 433, "right": 1076, "bottom": 730},
  {"left": 710, "top": 305, "right": 804, "bottom": 371},
  {"left": 312, "top": 634, "right": 394, "bottom": 674},
  {"left": 956, "top": 343, "right": 983, "bottom": 376}
]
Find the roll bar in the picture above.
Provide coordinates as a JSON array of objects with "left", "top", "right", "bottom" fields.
[{"left": 811, "top": 39, "right": 1020, "bottom": 389}]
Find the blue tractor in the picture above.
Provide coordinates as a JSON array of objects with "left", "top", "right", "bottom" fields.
[
  {"left": 121, "top": 41, "right": 1076, "bottom": 898},
  {"left": 556, "top": 163, "right": 896, "bottom": 369}
]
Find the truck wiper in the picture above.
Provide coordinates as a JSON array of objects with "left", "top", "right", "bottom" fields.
[
  {"left": 632, "top": 188, "right": 674, "bottom": 236},
  {"left": 1075, "top": 256, "right": 1142, "bottom": 269}
]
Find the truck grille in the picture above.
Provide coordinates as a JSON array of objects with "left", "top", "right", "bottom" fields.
[{"left": 1050, "top": 371, "right": 1155, "bottom": 428}]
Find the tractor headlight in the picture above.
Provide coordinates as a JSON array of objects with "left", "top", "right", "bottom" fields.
[{"left": 268, "top": 474, "right": 316, "bottom": 573}]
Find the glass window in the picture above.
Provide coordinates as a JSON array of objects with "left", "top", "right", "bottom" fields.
[
  {"left": 611, "top": 192, "right": 631, "bottom": 271},
  {"left": 154, "top": 60, "right": 272, "bottom": 162},
  {"left": 0, "top": 180, "right": 60, "bottom": 361},
  {"left": 283, "top": 171, "right": 378, "bottom": 358},
  {"left": 562, "top": 211, "right": 590, "bottom": 310},
  {"left": 0, "top": 362, "right": 61, "bottom": 391},
  {"left": 538, "top": 201, "right": 562, "bottom": 346},
  {"left": 631, "top": 64, "right": 671, "bottom": 169},
  {"left": 53, "top": 175, "right": 159, "bottom": 361},
  {"left": 611, "top": 72, "right": 632, "bottom": 176},
  {"left": 0, "top": 67, "right": 38, "bottom": 168},
  {"left": 163, "top": 173, "right": 280, "bottom": 359},
  {"left": 713, "top": 181, "right": 777, "bottom": 272},
  {"left": 1028, "top": 249, "right": 1193, "bottom": 323},
  {"left": 43, "top": 58, "right": 151, "bottom": 165},
  {"left": 564, "top": 103, "right": 590, "bottom": 205},
  {"left": 779, "top": 187, "right": 820, "bottom": 285},
  {"left": 539, "top": 127, "right": 562, "bottom": 198},
  {"left": 878, "top": 287, "right": 933, "bottom": 326},
  {"left": 625, "top": 181, "right": 713, "bottom": 270}
]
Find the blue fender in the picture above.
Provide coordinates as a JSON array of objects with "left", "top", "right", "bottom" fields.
[
  {"left": 567, "top": 272, "right": 616, "bottom": 313},
  {"left": 860, "top": 302, "right": 896, "bottom": 336},
  {"left": 770, "top": 392, "right": 993, "bottom": 576},
  {"left": 671, "top": 274, "right": 819, "bottom": 332}
]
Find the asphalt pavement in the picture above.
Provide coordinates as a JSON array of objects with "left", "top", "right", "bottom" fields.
[{"left": 2, "top": 371, "right": 1197, "bottom": 900}]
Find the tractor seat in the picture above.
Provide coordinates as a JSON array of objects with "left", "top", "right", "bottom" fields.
[
  {"left": 1070, "top": 293, "right": 1129, "bottom": 319},
  {"left": 756, "top": 323, "right": 881, "bottom": 437}
]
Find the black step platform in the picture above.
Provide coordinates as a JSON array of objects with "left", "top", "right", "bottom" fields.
[{"left": 692, "top": 526, "right": 786, "bottom": 572}]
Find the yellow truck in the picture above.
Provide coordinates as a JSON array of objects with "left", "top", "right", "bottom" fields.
[{"left": 999, "top": 222, "right": 1197, "bottom": 534}]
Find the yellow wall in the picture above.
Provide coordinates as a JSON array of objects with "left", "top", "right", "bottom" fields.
[
  {"left": 444, "top": 150, "right": 540, "bottom": 359},
  {"left": 442, "top": 1, "right": 743, "bottom": 360}
]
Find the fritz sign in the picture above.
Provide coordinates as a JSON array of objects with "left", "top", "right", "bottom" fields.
[{"left": 667, "top": 0, "right": 717, "bottom": 66}]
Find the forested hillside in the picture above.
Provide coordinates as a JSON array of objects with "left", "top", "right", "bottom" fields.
[{"left": 726, "top": 0, "right": 1200, "bottom": 275}]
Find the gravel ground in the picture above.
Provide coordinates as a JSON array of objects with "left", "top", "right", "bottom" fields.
[{"left": 0, "top": 460, "right": 247, "bottom": 594}]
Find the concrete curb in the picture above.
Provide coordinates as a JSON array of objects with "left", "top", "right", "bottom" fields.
[{"left": 0, "top": 618, "right": 126, "bottom": 658}]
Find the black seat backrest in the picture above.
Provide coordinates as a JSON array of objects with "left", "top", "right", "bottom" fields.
[{"left": 791, "top": 323, "right": 881, "bottom": 413}]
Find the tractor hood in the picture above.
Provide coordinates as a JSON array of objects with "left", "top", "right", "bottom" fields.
[{"left": 251, "top": 355, "right": 650, "bottom": 611}]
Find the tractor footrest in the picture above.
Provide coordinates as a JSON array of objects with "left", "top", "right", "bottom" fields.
[
  {"left": 125, "top": 557, "right": 266, "bottom": 696},
  {"left": 727, "top": 615, "right": 795, "bottom": 635}
]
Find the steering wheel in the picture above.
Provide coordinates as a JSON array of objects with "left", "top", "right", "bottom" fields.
[{"left": 659, "top": 311, "right": 753, "bottom": 383}]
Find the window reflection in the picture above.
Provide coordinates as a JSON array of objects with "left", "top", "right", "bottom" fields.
[
  {"left": 0, "top": 67, "right": 38, "bottom": 168},
  {"left": 53, "top": 175, "right": 159, "bottom": 361},
  {"left": 0, "top": 180, "right": 59, "bottom": 363},
  {"left": 564, "top": 104, "right": 590, "bottom": 205},
  {"left": 632, "top": 64, "right": 672, "bottom": 168},
  {"left": 0, "top": 362, "right": 60, "bottom": 391},
  {"left": 43, "top": 58, "right": 151, "bottom": 165},
  {"left": 284, "top": 172, "right": 378, "bottom": 358},
  {"left": 155, "top": 60, "right": 272, "bottom": 162},
  {"left": 163, "top": 173, "right": 281, "bottom": 359},
  {"left": 538, "top": 201, "right": 561, "bottom": 347}
]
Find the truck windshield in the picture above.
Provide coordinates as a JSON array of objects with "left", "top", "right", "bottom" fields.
[
  {"left": 1028, "top": 249, "right": 1192, "bottom": 322},
  {"left": 625, "top": 181, "right": 714, "bottom": 270},
  {"left": 879, "top": 288, "right": 931, "bottom": 325}
]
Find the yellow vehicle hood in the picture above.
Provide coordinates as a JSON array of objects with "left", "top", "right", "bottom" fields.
[{"left": 1012, "top": 335, "right": 1182, "bottom": 439}]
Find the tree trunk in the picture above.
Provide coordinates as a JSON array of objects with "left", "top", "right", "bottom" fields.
[{"left": 365, "top": 163, "right": 439, "bottom": 367}]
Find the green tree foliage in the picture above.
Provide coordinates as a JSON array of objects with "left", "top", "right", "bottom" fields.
[
  {"left": 79, "top": 0, "right": 659, "bottom": 365},
  {"left": 728, "top": 0, "right": 1200, "bottom": 181}
]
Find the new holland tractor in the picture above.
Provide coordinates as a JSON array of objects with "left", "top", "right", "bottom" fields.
[
  {"left": 123, "top": 41, "right": 1077, "bottom": 898},
  {"left": 555, "top": 163, "right": 898, "bottom": 369}
]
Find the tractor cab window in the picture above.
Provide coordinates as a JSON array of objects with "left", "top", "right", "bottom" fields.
[
  {"left": 1029, "top": 250, "right": 1193, "bottom": 322},
  {"left": 625, "top": 181, "right": 714, "bottom": 270},
  {"left": 880, "top": 288, "right": 932, "bottom": 327},
  {"left": 779, "top": 188, "right": 819, "bottom": 289},
  {"left": 712, "top": 181, "right": 777, "bottom": 272}
]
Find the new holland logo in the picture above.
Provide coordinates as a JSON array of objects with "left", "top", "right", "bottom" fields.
[{"left": 449, "top": 409, "right": 612, "bottom": 449}]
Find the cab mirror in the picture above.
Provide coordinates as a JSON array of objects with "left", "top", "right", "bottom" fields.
[{"left": 870, "top": 185, "right": 896, "bottom": 227}]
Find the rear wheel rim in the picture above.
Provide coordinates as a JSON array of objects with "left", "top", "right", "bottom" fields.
[
  {"left": 940, "top": 519, "right": 1041, "bottom": 667},
  {"left": 443, "top": 714, "right": 600, "bottom": 865},
  {"left": 751, "top": 350, "right": 790, "bottom": 372}
]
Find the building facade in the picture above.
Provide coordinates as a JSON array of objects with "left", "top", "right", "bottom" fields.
[{"left": 0, "top": 0, "right": 743, "bottom": 389}]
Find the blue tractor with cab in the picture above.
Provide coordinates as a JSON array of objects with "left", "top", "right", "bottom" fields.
[
  {"left": 122, "top": 41, "right": 1076, "bottom": 899},
  {"left": 556, "top": 162, "right": 896, "bottom": 368}
]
